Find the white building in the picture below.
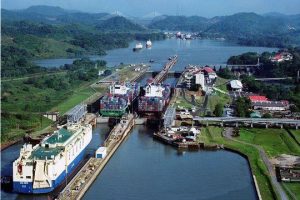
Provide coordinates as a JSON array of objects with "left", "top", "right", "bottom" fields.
[{"left": 230, "top": 80, "right": 243, "bottom": 92}]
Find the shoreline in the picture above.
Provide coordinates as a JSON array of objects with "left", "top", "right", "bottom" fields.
[{"left": 1, "top": 140, "right": 21, "bottom": 152}]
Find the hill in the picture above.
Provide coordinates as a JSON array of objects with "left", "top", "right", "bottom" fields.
[
  {"left": 149, "top": 12, "right": 300, "bottom": 47},
  {"left": 149, "top": 15, "right": 209, "bottom": 32},
  {"left": 95, "top": 16, "right": 145, "bottom": 32}
]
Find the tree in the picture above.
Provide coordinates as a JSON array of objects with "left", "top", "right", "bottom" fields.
[
  {"left": 235, "top": 97, "right": 251, "bottom": 117},
  {"left": 214, "top": 103, "right": 223, "bottom": 117},
  {"left": 262, "top": 113, "right": 272, "bottom": 118}
]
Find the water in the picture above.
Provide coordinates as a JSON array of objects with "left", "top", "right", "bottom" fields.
[
  {"left": 35, "top": 39, "right": 277, "bottom": 71},
  {"left": 0, "top": 124, "right": 111, "bottom": 200},
  {"left": 3, "top": 39, "right": 265, "bottom": 199},
  {"left": 83, "top": 126, "right": 258, "bottom": 200}
]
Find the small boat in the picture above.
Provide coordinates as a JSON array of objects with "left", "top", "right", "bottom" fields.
[
  {"left": 146, "top": 40, "right": 152, "bottom": 48},
  {"left": 133, "top": 43, "right": 143, "bottom": 51},
  {"left": 149, "top": 59, "right": 154, "bottom": 63}
]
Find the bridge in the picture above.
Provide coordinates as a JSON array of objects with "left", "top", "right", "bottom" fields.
[
  {"left": 254, "top": 77, "right": 292, "bottom": 81},
  {"left": 193, "top": 117, "right": 300, "bottom": 128}
]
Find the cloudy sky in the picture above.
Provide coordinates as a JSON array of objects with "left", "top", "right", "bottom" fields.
[{"left": 2, "top": 0, "right": 300, "bottom": 17}]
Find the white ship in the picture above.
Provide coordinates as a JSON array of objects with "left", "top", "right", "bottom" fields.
[
  {"left": 133, "top": 43, "right": 143, "bottom": 51},
  {"left": 185, "top": 34, "right": 192, "bottom": 40},
  {"left": 12, "top": 124, "right": 92, "bottom": 194},
  {"left": 146, "top": 40, "right": 152, "bottom": 48}
]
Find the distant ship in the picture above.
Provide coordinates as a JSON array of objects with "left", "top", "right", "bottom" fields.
[
  {"left": 100, "top": 82, "right": 140, "bottom": 117},
  {"left": 146, "top": 40, "right": 152, "bottom": 48},
  {"left": 13, "top": 124, "right": 92, "bottom": 194},
  {"left": 133, "top": 43, "right": 143, "bottom": 51},
  {"left": 185, "top": 34, "right": 192, "bottom": 40}
]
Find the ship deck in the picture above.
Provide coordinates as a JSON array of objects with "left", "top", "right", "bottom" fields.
[
  {"left": 30, "top": 146, "right": 63, "bottom": 160},
  {"left": 30, "top": 128, "right": 73, "bottom": 160},
  {"left": 45, "top": 128, "right": 73, "bottom": 144}
]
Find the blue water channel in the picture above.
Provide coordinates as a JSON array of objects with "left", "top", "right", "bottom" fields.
[
  {"left": 1, "top": 38, "right": 273, "bottom": 199},
  {"left": 83, "top": 126, "right": 258, "bottom": 200},
  {"left": 34, "top": 38, "right": 277, "bottom": 71}
]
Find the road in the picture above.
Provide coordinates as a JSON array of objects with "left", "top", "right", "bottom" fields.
[{"left": 223, "top": 128, "right": 288, "bottom": 200}]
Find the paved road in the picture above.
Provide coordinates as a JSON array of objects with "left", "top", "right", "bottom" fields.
[{"left": 223, "top": 128, "right": 288, "bottom": 200}]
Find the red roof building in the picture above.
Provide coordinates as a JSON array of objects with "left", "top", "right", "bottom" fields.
[
  {"left": 203, "top": 67, "right": 215, "bottom": 74},
  {"left": 249, "top": 95, "right": 269, "bottom": 102}
]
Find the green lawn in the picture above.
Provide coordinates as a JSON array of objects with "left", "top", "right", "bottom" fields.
[
  {"left": 289, "top": 129, "right": 300, "bottom": 144},
  {"left": 52, "top": 87, "right": 95, "bottom": 114},
  {"left": 174, "top": 95, "right": 194, "bottom": 109},
  {"left": 237, "top": 128, "right": 300, "bottom": 157},
  {"left": 215, "top": 77, "right": 229, "bottom": 92},
  {"left": 282, "top": 182, "right": 300, "bottom": 200},
  {"left": 207, "top": 92, "right": 230, "bottom": 112}
]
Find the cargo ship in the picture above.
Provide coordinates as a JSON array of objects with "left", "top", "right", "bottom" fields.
[
  {"left": 12, "top": 124, "right": 92, "bottom": 194},
  {"left": 138, "top": 82, "right": 171, "bottom": 113},
  {"left": 133, "top": 43, "right": 143, "bottom": 51},
  {"left": 100, "top": 82, "right": 140, "bottom": 117}
]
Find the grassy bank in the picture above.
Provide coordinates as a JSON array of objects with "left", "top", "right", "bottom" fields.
[
  {"left": 289, "top": 130, "right": 300, "bottom": 144},
  {"left": 237, "top": 129, "right": 300, "bottom": 157},
  {"left": 1, "top": 65, "right": 146, "bottom": 143},
  {"left": 198, "top": 127, "right": 279, "bottom": 200}
]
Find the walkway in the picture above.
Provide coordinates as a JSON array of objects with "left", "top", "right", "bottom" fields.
[{"left": 223, "top": 128, "right": 288, "bottom": 200}]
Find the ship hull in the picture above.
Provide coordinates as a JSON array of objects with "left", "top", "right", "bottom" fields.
[{"left": 13, "top": 146, "right": 87, "bottom": 194}]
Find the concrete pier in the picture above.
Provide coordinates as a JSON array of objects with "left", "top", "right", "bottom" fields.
[{"left": 58, "top": 114, "right": 134, "bottom": 200}]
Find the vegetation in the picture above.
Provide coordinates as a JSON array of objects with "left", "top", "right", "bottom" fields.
[
  {"left": 1, "top": 58, "right": 108, "bottom": 143},
  {"left": 235, "top": 97, "right": 251, "bottom": 117},
  {"left": 241, "top": 75, "right": 300, "bottom": 110},
  {"left": 282, "top": 182, "right": 300, "bottom": 200},
  {"left": 228, "top": 48, "right": 300, "bottom": 78},
  {"left": 207, "top": 92, "right": 230, "bottom": 114},
  {"left": 213, "top": 103, "right": 223, "bottom": 117},
  {"left": 289, "top": 130, "right": 300, "bottom": 144},
  {"left": 1, "top": 19, "right": 165, "bottom": 78},
  {"left": 237, "top": 129, "right": 300, "bottom": 157},
  {"left": 149, "top": 13, "right": 300, "bottom": 47},
  {"left": 217, "top": 67, "right": 236, "bottom": 79}
]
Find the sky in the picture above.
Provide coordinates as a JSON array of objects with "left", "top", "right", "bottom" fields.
[{"left": 2, "top": 0, "right": 300, "bottom": 17}]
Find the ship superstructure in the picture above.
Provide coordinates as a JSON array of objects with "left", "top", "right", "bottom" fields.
[
  {"left": 138, "top": 83, "right": 171, "bottom": 113},
  {"left": 13, "top": 124, "right": 92, "bottom": 194},
  {"left": 100, "top": 82, "right": 140, "bottom": 117}
]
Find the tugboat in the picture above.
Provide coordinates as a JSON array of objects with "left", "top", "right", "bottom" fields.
[
  {"left": 146, "top": 40, "right": 152, "bottom": 48},
  {"left": 133, "top": 43, "right": 143, "bottom": 51}
]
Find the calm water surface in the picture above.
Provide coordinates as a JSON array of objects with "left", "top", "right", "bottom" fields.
[
  {"left": 2, "top": 39, "right": 264, "bottom": 199},
  {"left": 83, "top": 126, "right": 258, "bottom": 200},
  {"left": 35, "top": 39, "right": 277, "bottom": 71}
]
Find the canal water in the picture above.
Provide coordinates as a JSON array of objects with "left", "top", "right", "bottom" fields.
[
  {"left": 83, "top": 126, "right": 258, "bottom": 200},
  {"left": 1, "top": 38, "right": 268, "bottom": 199},
  {"left": 34, "top": 38, "right": 277, "bottom": 71}
]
